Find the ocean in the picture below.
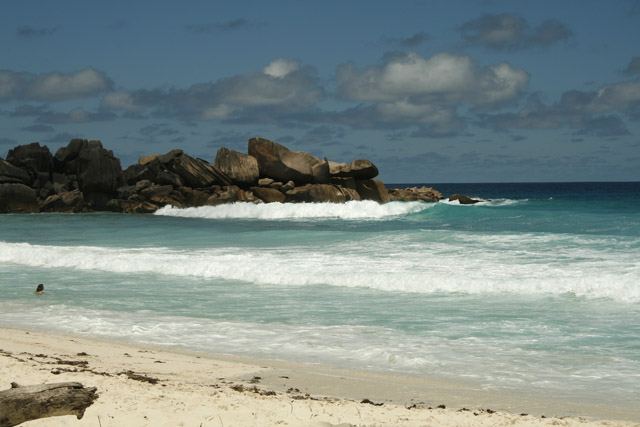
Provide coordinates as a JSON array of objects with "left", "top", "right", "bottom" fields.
[{"left": 1, "top": 182, "right": 639, "bottom": 413}]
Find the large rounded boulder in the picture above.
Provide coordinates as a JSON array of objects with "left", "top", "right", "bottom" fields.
[
  {"left": 214, "top": 147, "right": 259, "bottom": 187},
  {"left": 248, "top": 137, "right": 329, "bottom": 185}
]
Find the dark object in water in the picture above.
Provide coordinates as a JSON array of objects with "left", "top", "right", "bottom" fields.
[{"left": 34, "top": 284, "right": 44, "bottom": 294}]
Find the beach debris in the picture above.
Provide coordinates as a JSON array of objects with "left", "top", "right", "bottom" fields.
[
  {"left": 120, "top": 370, "right": 159, "bottom": 384},
  {"left": 248, "top": 376, "right": 261, "bottom": 384},
  {"left": 0, "top": 381, "right": 98, "bottom": 426},
  {"left": 361, "top": 398, "right": 383, "bottom": 406}
]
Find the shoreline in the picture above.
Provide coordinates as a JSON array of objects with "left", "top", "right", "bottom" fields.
[{"left": 1, "top": 326, "right": 637, "bottom": 426}]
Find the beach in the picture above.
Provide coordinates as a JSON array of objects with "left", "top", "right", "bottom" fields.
[{"left": 1, "top": 326, "right": 637, "bottom": 427}]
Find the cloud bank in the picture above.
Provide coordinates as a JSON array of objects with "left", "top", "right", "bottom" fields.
[{"left": 459, "top": 13, "right": 572, "bottom": 51}]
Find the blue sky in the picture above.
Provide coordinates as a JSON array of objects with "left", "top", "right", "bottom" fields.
[{"left": 2, "top": 0, "right": 639, "bottom": 183}]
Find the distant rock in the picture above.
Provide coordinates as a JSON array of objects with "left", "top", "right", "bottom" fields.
[
  {"left": 329, "top": 159, "right": 378, "bottom": 180},
  {"left": 214, "top": 147, "right": 259, "bottom": 187},
  {"left": 285, "top": 184, "right": 347, "bottom": 203},
  {"left": 448, "top": 194, "right": 481, "bottom": 205},
  {"left": 74, "top": 140, "right": 124, "bottom": 195},
  {"left": 6, "top": 142, "right": 53, "bottom": 186},
  {"left": 356, "top": 179, "right": 390, "bottom": 203},
  {"left": 161, "top": 150, "right": 232, "bottom": 188},
  {"left": 0, "top": 183, "right": 38, "bottom": 213},
  {"left": 248, "top": 137, "right": 329, "bottom": 184},
  {"left": 251, "top": 186, "right": 286, "bottom": 203},
  {"left": 389, "top": 186, "right": 443, "bottom": 202},
  {"left": 39, "top": 190, "right": 84, "bottom": 213},
  {"left": 0, "top": 159, "right": 30, "bottom": 185}
]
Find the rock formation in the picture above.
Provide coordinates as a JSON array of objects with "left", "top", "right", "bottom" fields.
[
  {"left": 0, "top": 136, "right": 445, "bottom": 214},
  {"left": 448, "top": 194, "right": 481, "bottom": 205}
]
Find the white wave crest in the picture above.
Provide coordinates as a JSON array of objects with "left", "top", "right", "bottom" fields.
[
  {"left": 439, "top": 198, "right": 525, "bottom": 207},
  {"left": 1, "top": 234, "right": 639, "bottom": 302},
  {"left": 153, "top": 201, "right": 430, "bottom": 220}
]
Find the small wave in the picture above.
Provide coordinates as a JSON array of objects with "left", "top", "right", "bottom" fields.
[
  {"left": 439, "top": 198, "right": 525, "bottom": 207},
  {"left": 154, "top": 200, "right": 430, "bottom": 220}
]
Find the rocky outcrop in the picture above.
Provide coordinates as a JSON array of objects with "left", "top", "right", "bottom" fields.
[
  {"left": 449, "top": 194, "right": 481, "bottom": 205},
  {"left": 0, "top": 159, "right": 30, "bottom": 184},
  {"left": 389, "top": 186, "right": 443, "bottom": 202},
  {"left": 329, "top": 159, "right": 378, "bottom": 180},
  {"left": 39, "top": 190, "right": 84, "bottom": 213},
  {"left": 214, "top": 148, "right": 259, "bottom": 187},
  {"left": 160, "top": 149, "right": 232, "bottom": 188},
  {"left": 285, "top": 184, "right": 347, "bottom": 203},
  {"left": 248, "top": 137, "right": 329, "bottom": 184},
  {"left": 6, "top": 142, "right": 53, "bottom": 188},
  {"left": 251, "top": 186, "right": 286, "bottom": 203},
  {"left": 356, "top": 179, "right": 390, "bottom": 203},
  {"left": 0, "top": 183, "right": 38, "bottom": 213},
  {"left": 0, "top": 136, "right": 447, "bottom": 214}
]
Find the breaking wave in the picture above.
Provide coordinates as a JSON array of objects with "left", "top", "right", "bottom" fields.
[{"left": 153, "top": 200, "right": 431, "bottom": 220}]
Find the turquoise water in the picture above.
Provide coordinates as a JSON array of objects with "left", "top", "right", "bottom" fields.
[{"left": 1, "top": 182, "right": 639, "bottom": 411}]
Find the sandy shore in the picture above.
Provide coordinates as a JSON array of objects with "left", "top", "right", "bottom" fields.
[{"left": 1, "top": 327, "right": 637, "bottom": 426}]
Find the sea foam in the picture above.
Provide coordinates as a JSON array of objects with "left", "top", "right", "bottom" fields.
[
  {"left": 154, "top": 200, "right": 430, "bottom": 220},
  {"left": 2, "top": 232, "right": 639, "bottom": 302}
]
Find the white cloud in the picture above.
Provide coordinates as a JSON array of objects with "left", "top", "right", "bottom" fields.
[
  {"left": 0, "top": 67, "right": 113, "bottom": 102},
  {"left": 23, "top": 67, "right": 112, "bottom": 100},
  {"left": 588, "top": 79, "right": 640, "bottom": 114},
  {"left": 337, "top": 52, "right": 528, "bottom": 108},
  {"left": 101, "top": 90, "right": 145, "bottom": 111},
  {"left": 263, "top": 59, "right": 300, "bottom": 78},
  {"left": 0, "top": 71, "right": 28, "bottom": 100}
]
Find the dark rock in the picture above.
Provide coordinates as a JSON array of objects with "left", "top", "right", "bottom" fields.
[
  {"left": 390, "top": 186, "right": 443, "bottom": 202},
  {"left": 54, "top": 138, "right": 86, "bottom": 164},
  {"left": 154, "top": 170, "right": 183, "bottom": 188},
  {"left": 75, "top": 141, "right": 124, "bottom": 195},
  {"left": 285, "top": 184, "right": 347, "bottom": 203},
  {"left": 0, "top": 159, "right": 30, "bottom": 184},
  {"left": 117, "top": 196, "right": 159, "bottom": 213},
  {"left": 0, "top": 183, "right": 39, "bottom": 213},
  {"left": 140, "top": 184, "right": 173, "bottom": 199},
  {"left": 117, "top": 185, "right": 137, "bottom": 200},
  {"left": 135, "top": 180, "right": 153, "bottom": 192},
  {"left": 311, "top": 159, "right": 330, "bottom": 184},
  {"left": 161, "top": 150, "right": 231, "bottom": 188},
  {"left": 251, "top": 187, "right": 286, "bottom": 203},
  {"left": 329, "top": 159, "right": 378, "bottom": 180},
  {"left": 214, "top": 148, "right": 259, "bottom": 187},
  {"left": 449, "top": 194, "right": 481, "bottom": 205},
  {"left": 123, "top": 159, "right": 163, "bottom": 185},
  {"left": 6, "top": 142, "right": 54, "bottom": 186},
  {"left": 248, "top": 137, "right": 329, "bottom": 184},
  {"left": 268, "top": 181, "right": 283, "bottom": 190},
  {"left": 206, "top": 185, "right": 240, "bottom": 205},
  {"left": 356, "top": 179, "right": 390, "bottom": 203},
  {"left": 330, "top": 177, "right": 358, "bottom": 191},
  {"left": 84, "top": 192, "right": 113, "bottom": 211},
  {"left": 175, "top": 186, "right": 211, "bottom": 207},
  {"left": 39, "top": 190, "right": 84, "bottom": 213}
]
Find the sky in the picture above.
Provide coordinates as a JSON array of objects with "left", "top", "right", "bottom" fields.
[{"left": 2, "top": 0, "right": 639, "bottom": 183}]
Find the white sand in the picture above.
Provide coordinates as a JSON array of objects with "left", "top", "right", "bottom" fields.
[{"left": 1, "top": 327, "right": 637, "bottom": 426}]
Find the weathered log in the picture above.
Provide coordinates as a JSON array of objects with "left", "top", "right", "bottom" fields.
[{"left": 0, "top": 382, "right": 98, "bottom": 426}]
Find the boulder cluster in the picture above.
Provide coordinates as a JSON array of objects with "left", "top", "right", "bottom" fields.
[{"left": 0, "top": 137, "right": 443, "bottom": 214}]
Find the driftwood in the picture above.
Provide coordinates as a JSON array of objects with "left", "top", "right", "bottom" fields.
[{"left": 0, "top": 382, "right": 98, "bottom": 426}]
